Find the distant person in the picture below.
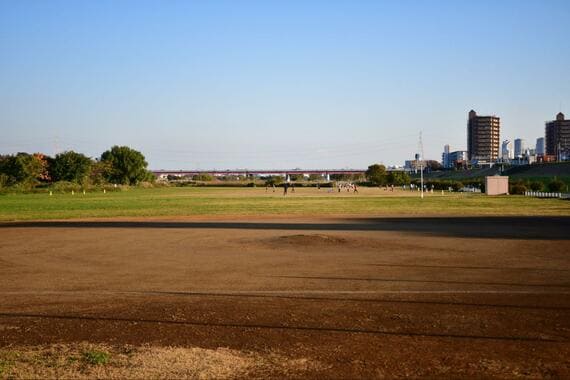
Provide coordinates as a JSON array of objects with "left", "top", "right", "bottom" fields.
[
  {"left": 317, "top": 183, "right": 320, "bottom": 190},
  {"left": 283, "top": 183, "right": 288, "bottom": 196},
  {"left": 354, "top": 184, "right": 358, "bottom": 194},
  {"left": 273, "top": 184, "right": 276, "bottom": 192},
  {"left": 291, "top": 184, "right": 295, "bottom": 193}
]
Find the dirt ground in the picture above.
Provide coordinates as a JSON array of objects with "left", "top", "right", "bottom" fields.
[{"left": 1, "top": 216, "right": 569, "bottom": 378}]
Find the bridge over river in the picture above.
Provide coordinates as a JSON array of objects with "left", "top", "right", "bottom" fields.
[{"left": 152, "top": 169, "right": 367, "bottom": 181}]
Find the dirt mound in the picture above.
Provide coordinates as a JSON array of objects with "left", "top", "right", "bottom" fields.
[{"left": 274, "top": 234, "right": 348, "bottom": 246}]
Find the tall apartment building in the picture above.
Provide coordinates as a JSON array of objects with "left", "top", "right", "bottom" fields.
[
  {"left": 467, "top": 110, "right": 500, "bottom": 163},
  {"left": 545, "top": 112, "right": 570, "bottom": 160}
]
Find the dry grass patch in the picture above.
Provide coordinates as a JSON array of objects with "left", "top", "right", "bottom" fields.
[{"left": 0, "top": 343, "right": 323, "bottom": 379}]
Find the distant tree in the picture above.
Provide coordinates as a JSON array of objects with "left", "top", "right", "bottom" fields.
[
  {"left": 529, "top": 181, "right": 543, "bottom": 192},
  {"left": 350, "top": 173, "right": 365, "bottom": 182},
  {"left": 451, "top": 181, "right": 464, "bottom": 192},
  {"left": 88, "top": 160, "right": 113, "bottom": 185},
  {"left": 33, "top": 153, "right": 51, "bottom": 182},
  {"left": 100, "top": 146, "right": 149, "bottom": 185},
  {"left": 50, "top": 151, "right": 92, "bottom": 183},
  {"left": 425, "top": 160, "right": 443, "bottom": 171},
  {"left": 308, "top": 174, "right": 321, "bottom": 182},
  {"left": 387, "top": 171, "right": 411, "bottom": 185},
  {"left": 0, "top": 153, "right": 45, "bottom": 187},
  {"left": 143, "top": 170, "right": 156, "bottom": 183},
  {"left": 365, "top": 164, "right": 387, "bottom": 186},
  {"left": 264, "top": 176, "right": 283, "bottom": 186},
  {"left": 289, "top": 174, "right": 305, "bottom": 181},
  {"left": 193, "top": 173, "right": 214, "bottom": 181},
  {"left": 547, "top": 179, "right": 565, "bottom": 192},
  {"left": 510, "top": 182, "right": 527, "bottom": 195}
]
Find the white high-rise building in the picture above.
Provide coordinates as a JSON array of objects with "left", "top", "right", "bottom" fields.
[
  {"left": 442, "top": 144, "right": 450, "bottom": 168},
  {"left": 536, "top": 137, "right": 545, "bottom": 156},
  {"left": 501, "top": 140, "right": 513, "bottom": 160}
]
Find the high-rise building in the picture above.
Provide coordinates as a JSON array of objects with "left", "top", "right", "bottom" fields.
[
  {"left": 536, "top": 137, "right": 545, "bottom": 156},
  {"left": 545, "top": 112, "right": 570, "bottom": 160},
  {"left": 501, "top": 140, "right": 513, "bottom": 160},
  {"left": 442, "top": 144, "right": 450, "bottom": 168},
  {"left": 514, "top": 138, "right": 526, "bottom": 158},
  {"left": 467, "top": 110, "right": 500, "bottom": 164}
]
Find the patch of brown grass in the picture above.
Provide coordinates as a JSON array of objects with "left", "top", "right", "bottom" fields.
[{"left": 0, "top": 343, "right": 323, "bottom": 379}]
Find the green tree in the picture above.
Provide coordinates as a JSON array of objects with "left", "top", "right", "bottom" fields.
[
  {"left": 264, "top": 176, "right": 283, "bottom": 186},
  {"left": 88, "top": 160, "right": 113, "bottom": 185},
  {"left": 100, "top": 146, "right": 149, "bottom": 185},
  {"left": 50, "top": 151, "right": 92, "bottom": 183},
  {"left": 365, "top": 164, "right": 387, "bottom": 186},
  {"left": 308, "top": 174, "right": 321, "bottom": 182},
  {"left": 529, "top": 181, "right": 543, "bottom": 192},
  {"left": 387, "top": 171, "right": 411, "bottom": 185},
  {"left": 547, "top": 179, "right": 565, "bottom": 192},
  {"left": 193, "top": 173, "right": 213, "bottom": 181},
  {"left": 289, "top": 173, "right": 305, "bottom": 181},
  {"left": 0, "top": 153, "right": 45, "bottom": 187}
]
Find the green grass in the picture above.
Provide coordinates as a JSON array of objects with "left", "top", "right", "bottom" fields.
[
  {"left": 0, "top": 187, "right": 569, "bottom": 221},
  {"left": 82, "top": 350, "right": 110, "bottom": 366}
]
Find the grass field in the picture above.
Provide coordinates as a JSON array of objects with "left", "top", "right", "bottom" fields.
[{"left": 1, "top": 186, "right": 569, "bottom": 221}]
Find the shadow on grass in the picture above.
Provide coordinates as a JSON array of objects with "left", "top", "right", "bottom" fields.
[{"left": 1, "top": 216, "right": 570, "bottom": 239}]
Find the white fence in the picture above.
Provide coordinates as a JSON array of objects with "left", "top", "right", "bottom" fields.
[{"left": 524, "top": 191, "right": 570, "bottom": 199}]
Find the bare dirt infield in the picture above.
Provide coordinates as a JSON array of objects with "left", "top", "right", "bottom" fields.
[{"left": 1, "top": 216, "right": 570, "bottom": 378}]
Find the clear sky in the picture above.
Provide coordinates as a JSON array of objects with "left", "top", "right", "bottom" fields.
[{"left": 1, "top": 0, "right": 569, "bottom": 169}]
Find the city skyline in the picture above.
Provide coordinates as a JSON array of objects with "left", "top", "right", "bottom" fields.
[{"left": 1, "top": 0, "right": 569, "bottom": 169}]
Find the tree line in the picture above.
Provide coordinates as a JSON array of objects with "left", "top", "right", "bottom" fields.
[
  {"left": 365, "top": 164, "right": 411, "bottom": 186},
  {"left": 0, "top": 146, "right": 154, "bottom": 190}
]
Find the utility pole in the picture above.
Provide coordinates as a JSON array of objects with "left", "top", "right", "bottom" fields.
[{"left": 418, "top": 132, "right": 424, "bottom": 199}]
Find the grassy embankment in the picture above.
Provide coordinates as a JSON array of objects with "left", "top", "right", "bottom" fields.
[
  {"left": 420, "top": 162, "right": 570, "bottom": 189},
  {"left": 0, "top": 187, "right": 569, "bottom": 221}
]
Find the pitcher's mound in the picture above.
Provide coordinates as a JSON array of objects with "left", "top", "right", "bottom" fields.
[{"left": 274, "top": 234, "right": 348, "bottom": 246}]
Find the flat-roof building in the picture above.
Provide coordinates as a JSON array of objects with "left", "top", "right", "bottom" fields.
[{"left": 467, "top": 110, "right": 500, "bottom": 164}]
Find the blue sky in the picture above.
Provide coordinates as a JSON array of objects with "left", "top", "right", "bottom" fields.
[{"left": 1, "top": 0, "right": 569, "bottom": 169}]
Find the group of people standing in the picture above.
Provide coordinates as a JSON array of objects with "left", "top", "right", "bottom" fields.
[
  {"left": 264, "top": 182, "right": 359, "bottom": 195},
  {"left": 337, "top": 182, "right": 358, "bottom": 193}
]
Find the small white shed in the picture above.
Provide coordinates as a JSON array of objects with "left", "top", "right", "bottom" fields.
[{"left": 485, "top": 176, "right": 509, "bottom": 195}]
